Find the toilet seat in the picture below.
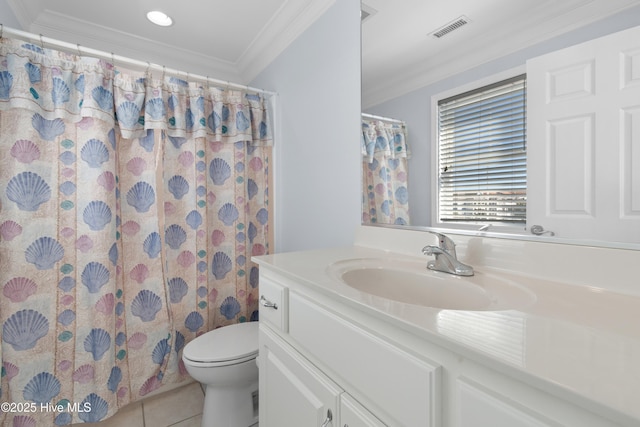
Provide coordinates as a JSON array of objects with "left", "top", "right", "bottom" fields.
[{"left": 182, "top": 322, "right": 258, "bottom": 366}]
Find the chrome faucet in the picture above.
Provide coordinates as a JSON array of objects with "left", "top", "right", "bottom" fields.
[{"left": 422, "top": 232, "right": 474, "bottom": 276}]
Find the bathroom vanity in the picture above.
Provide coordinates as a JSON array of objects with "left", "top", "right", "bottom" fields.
[{"left": 254, "top": 226, "right": 640, "bottom": 427}]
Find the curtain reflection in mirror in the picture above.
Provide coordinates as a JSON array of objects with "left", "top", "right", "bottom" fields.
[{"left": 361, "top": 115, "right": 410, "bottom": 225}]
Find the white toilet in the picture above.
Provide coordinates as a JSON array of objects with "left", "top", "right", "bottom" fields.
[{"left": 182, "top": 322, "right": 259, "bottom": 427}]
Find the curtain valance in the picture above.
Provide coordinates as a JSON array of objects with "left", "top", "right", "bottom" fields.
[
  {"left": 361, "top": 119, "right": 409, "bottom": 163},
  {"left": 0, "top": 38, "right": 272, "bottom": 143}
]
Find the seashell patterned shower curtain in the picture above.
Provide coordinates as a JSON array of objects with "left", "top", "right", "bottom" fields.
[
  {"left": 0, "top": 38, "right": 273, "bottom": 425},
  {"left": 361, "top": 119, "right": 410, "bottom": 225}
]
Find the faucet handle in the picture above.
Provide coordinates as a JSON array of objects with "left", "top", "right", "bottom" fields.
[{"left": 429, "top": 231, "right": 456, "bottom": 255}]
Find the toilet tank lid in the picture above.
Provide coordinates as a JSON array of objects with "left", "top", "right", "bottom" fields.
[{"left": 183, "top": 321, "right": 258, "bottom": 363}]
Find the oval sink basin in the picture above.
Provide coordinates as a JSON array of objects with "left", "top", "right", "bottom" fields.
[{"left": 327, "top": 258, "right": 535, "bottom": 311}]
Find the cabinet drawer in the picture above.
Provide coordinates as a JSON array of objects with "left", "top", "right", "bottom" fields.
[
  {"left": 259, "top": 277, "right": 288, "bottom": 332},
  {"left": 289, "top": 292, "right": 441, "bottom": 427}
]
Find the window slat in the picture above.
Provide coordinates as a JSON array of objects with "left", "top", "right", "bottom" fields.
[{"left": 438, "top": 75, "right": 526, "bottom": 224}]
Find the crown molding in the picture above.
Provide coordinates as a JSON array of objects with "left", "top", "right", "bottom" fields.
[
  {"left": 29, "top": 9, "right": 241, "bottom": 81},
  {"left": 238, "top": 0, "right": 337, "bottom": 82}
]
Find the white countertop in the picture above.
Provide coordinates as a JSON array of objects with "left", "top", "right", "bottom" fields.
[{"left": 254, "top": 245, "right": 640, "bottom": 425}]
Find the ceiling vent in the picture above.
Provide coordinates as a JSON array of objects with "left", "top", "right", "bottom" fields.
[
  {"left": 361, "top": 3, "right": 378, "bottom": 22},
  {"left": 430, "top": 16, "right": 471, "bottom": 38}
]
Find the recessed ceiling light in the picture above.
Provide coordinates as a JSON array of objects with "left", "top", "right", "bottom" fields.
[{"left": 147, "top": 11, "right": 173, "bottom": 27}]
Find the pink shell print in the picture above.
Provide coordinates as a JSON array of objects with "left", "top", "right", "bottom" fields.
[
  {"left": 58, "top": 360, "right": 72, "bottom": 371},
  {"left": 139, "top": 375, "right": 162, "bottom": 396},
  {"left": 178, "top": 151, "right": 194, "bottom": 167},
  {"left": 126, "top": 157, "right": 147, "bottom": 176},
  {"left": 127, "top": 332, "right": 147, "bottom": 350},
  {"left": 76, "top": 235, "right": 94, "bottom": 252},
  {"left": 177, "top": 251, "right": 195, "bottom": 268},
  {"left": 122, "top": 220, "right": 141, "bottom": 235},
  {"left": 0, "top": 220, "right": 22, "bottom": 241},
  {"left": 3, "top": 277, "right": 37, "bottom": 303},
  {"left": 249, "top": 157, "right": 263, "bottom": 171},
  {"left": 211, "top": 230, "right": 225, "bottom": 246},
  {"left": 3, "top": 361, "right": 19, "bottom": 381},
  {"left": 97, "top": 171, "right": 116, "bottom": 191},
  {"left": 129, "top": 263, "right": 149, "bottom": 284},
  {"left": 95, "top": 293, "right": 115, "bottom": 315},
  {"left": 73, "top": 364, "right": 95, "bottom": 383},
  {"left": 10, "top": 139, "right": 40, "bottom": 163},
  {"left": 60, "top": 227, "right": 75, "bottom": 238}
]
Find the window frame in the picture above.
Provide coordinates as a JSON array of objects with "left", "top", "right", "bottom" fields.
[{"left": 430, "top": 66, "right": 527, "bottom": 234}]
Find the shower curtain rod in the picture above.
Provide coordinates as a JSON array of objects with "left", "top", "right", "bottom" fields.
[
  {"left": 362, "top": 112, "right": 405, "bottom": 125},
  {"left": 0, "top": 24, "right": 277, "bottom": 97}
]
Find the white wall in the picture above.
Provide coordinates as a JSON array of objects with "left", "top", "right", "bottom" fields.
[
  {"left": 251, "top": 0, "right": 362, "bottom": 253},
  {"left": 367, "top": 5, "right": 640, "bottom": 227}
]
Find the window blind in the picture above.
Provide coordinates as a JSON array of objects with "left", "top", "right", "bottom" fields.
[{"left": 438, "top": 74, "right": 526, "bottom": 223}]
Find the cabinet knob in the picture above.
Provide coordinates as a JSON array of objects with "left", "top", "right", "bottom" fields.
[
  {"left": 321, "top": 408, "right": 333, "bottom": 427},
  {"left": 259, "top": 295, "right": 278, "bottom": 310}
]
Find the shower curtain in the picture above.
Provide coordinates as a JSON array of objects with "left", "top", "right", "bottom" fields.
[
  {"left": 0, "top": 38, "right": 273, "bottom": 425},
  {"left": 361, "top": 118, "right": 410, "bottom": 225}
]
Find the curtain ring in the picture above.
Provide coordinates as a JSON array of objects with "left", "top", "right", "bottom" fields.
[
  {"left": 39, "top": 34, "right": 45, "bottom": 49},
  {"left": 1, "top": 24, "right": 4, "bottom": 39},
  {"left": 76, "top": 43, "right": 81, "bottom": 56},
  {"left": 162, "top": 65, "right": 166, "bottom": 81},
  {"left": 110, "top": 52, "right": 115, "bottom": 66},
  {"left": 145, "top": 61, "right": 151, "bottom": 80}
]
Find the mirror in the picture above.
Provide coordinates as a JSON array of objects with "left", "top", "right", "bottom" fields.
[{"left": 361, "top": 0, "right": 640, "bottom": 249}]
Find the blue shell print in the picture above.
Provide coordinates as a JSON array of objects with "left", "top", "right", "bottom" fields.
[
  {"left": 25, "top": 63, "right": 41, "bottom": 84},
  {"left": 218, "top": 203, "right": 239, "bottom": 226},
  {"left": 84, "top": 328, "right": 111, "bottom": 361},
  {"left": 3, "top": 309, "right": 50, "bottom": 351},
  {"left": 209, "top": 158, "right": 231, "bottom": 185},
  {"left": 126, "top": 181, "right": 156, "bottom": 213},
  {"left": 107, "top": 367, "right": 122, "bottom": 392},
  {"left": 81, "top": 139, "right": 109, "bottom": 168},
  {"left": 6, "top": 171, "right": 51, "bottom": 211},
  {"left": 168, "top": 175, "right": 189, "bottom": 200},
  {"left": 81, "top": 262, "right": 110, "bottom": 293},
  {"left": 184, "top": 311, "right": 203, "bottom": 332},
  {"left": 32, "top": 113, "right": 65, "bottom": 141},
  {"left": 143, "top": 232, "right": 162, "bottom": 258},
  {"left": 138, "top": 129, "right": 155, "bottom": 152},
  {"left": 0, "top": 70, "right": 13, "bottom": 99},
  {"left": 152, "top": 338, "right": 171, "bottom": 364},
  {"left": 92, "top": 86, "right": 113, "bottom": 111},
  {"left": 117, "top": 101, "right": 142, "bottom": 128},
  {"left": 168, "top": 277, "right": 188, "bottom": 303},
  {"left": 78, "top": 393, "right": 108, "bottom": 423},
  {"left": 185, "top": 210, "right": 202, "bottom": 230},
  {"left": 211, "top": 251, "right": 232, "bottom": 280},
  {"left": 52, "top": 77, "right": 70, "bottom": 105},
  {"left": 23, "top": 372, "right": 61, "bottom": 404},
  {"left": 25, "top": 236, "right": 64, "bottom": 270},
  {"left": 83, "top": 200, "right": 113, "bottom": 231},
  {"left": 220, "top": 296, "right": 241, "bottom": 320},
  {"left": 165, "top": 224, "right": 187, "bottom": 250},
  {"left": 131, "top": 290, "right": 162, "bottom": 322}
]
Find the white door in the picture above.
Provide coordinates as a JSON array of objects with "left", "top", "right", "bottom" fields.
[
  {"left": 259, "top": 325, "right": 341, "bottom": 427},
  {"left": 527, "top": 25, "right": 640, "bottom": 243}
]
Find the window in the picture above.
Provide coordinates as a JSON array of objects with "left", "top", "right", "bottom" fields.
[{"left": 437, "top": 74, "right": 526, "bottom": 225}]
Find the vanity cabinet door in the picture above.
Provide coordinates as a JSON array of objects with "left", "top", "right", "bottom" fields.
[
  {"left": 340, "top": 394, "right": 388, "bottom": 427},
  {"left": 458, "top": 379, "right": 554, "bottom": 427},
  {"left": 259, "top": 324, "right": 341, "bottom": 427}
]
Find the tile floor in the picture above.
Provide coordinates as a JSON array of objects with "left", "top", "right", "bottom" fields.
[{"left": 71, "top": 382, "right": 205, "bottom": 427}]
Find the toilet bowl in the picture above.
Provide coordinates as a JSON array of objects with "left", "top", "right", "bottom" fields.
[{"left": 182, "top": 322, "right": 259, "bottom": 427}]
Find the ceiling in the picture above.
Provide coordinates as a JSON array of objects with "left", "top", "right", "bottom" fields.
[
  {"left": 362, "top": 0, "right": 640, "bottom": 107},
  {"left": 3, "top": 0, "right": 334, "bottom": 83},
  {"left": 3, "top": 0, "right": 639, "bottom": 103}
]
